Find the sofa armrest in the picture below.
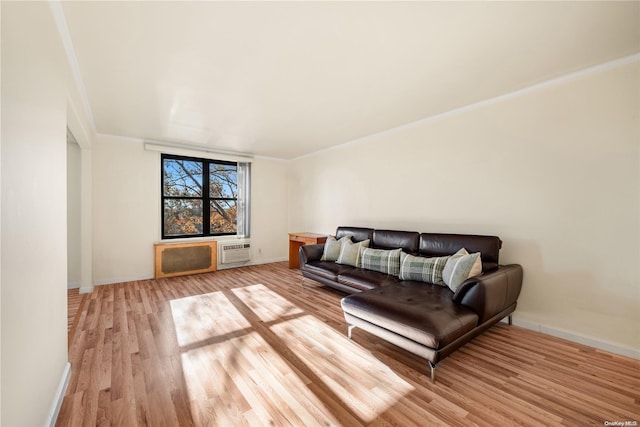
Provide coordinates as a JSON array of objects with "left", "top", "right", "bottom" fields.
[
  {"left": 452, "top": 264, "right": 523, "bottom": 323},
  {"left": 299, "top": 243, "right": 325, "bottom": 268}
]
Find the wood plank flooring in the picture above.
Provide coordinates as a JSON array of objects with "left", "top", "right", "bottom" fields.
[
  {"left": 57, "top": 262, "right": 640, "bottom": 426},
  {"left": 67, "top": 288, "right": 87, "bottom": 347}
]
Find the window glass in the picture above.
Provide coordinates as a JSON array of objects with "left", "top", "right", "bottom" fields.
[
  {"left": 210, "top": 164, "right": 237, "bottom": 198},
  {"left": 210, "top": 200, "right": 237, "bottom": 234},
  {"left": 163, "top": 159, "right": 203, "bottom": 196},
  {"left": 163, "top": 199, "right": 203, "bottom": 236},
  {"left": 161, "top": 154, "right": 247, "bottom": 239}
]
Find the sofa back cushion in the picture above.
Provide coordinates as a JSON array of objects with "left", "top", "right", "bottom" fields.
[
  {"left": 372, "top": 230, "right": 420, "bottom": 254},
  {"left": 336, "top": 226, "right": 374, "bottom": 243},
  {"left": 419, "top": 233, "right": 501, "bottom": 272}
]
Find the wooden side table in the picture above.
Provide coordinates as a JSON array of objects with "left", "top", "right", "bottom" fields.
[{"left": 288, "top": 232, "right": 328, "bottom": 269}]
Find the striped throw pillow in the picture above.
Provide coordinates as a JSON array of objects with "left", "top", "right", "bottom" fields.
[{"left": 442, "top": 248, "right": 482, "bottom": 292}]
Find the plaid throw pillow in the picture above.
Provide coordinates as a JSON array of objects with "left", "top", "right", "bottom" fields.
[
  {"left": 360, "top": 247, "right": 402, "bottom": 276},
  {"left": 399, "top": 252, "right": 450, "bottom": 285}
]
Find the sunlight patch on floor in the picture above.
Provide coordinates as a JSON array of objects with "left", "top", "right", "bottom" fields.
[
  {"left": 271, "top": 315, "right": 415, "bottom": 422},
  {"left": 169, "top": 291, "right": 250, "bottom": 347},
  {"left": 171, "top": 285, "right": 413, "bottom": 425},
  {"left": 231, "top": 283, "right": 304, "bottom": 322},
  {"left": 180, "top": 331, "right": 342, "bottom": 426}
]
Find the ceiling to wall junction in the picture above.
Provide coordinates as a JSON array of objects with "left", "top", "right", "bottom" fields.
[{"left": 60, "top": 1, "right": 640, "bottom": 159}]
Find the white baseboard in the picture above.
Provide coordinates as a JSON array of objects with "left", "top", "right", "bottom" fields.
[
  {"left": 46, "top": 361, "right": 71, "bottom": 427},
  {"left": 79, "top": 265, "right": 640, "bottom": 361},
  {"left": 241, "top": 257, "right": 288, "bottom": 268},
  {"left": 217, "top": 256, "right": 289, "bottom": 270},
  {"left": 93, "top": 274, "right": 154, "bottom": 287},
  {"left": 67, "top": 281, "right": 80, "bottom": 289},
  {"left": 503, "top": 317, "right": 640, "bottom": 360},
  {"left": 248, "top": 256, "right": 288, "bottom": 265},
  {"left": 92, "top": 259, "right": 289, "bottom": 282}
]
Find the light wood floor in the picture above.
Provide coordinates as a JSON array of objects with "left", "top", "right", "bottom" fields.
[
  {"left": 67, "top": 288, "right": 87, "bottom": 346},
  {"left": 57, "top": 262, "right": 640, "bottom": 426}
]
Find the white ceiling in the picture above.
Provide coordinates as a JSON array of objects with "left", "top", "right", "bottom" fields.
[{"left": 61, "top": 1, "right": 640, "bottom": 160}]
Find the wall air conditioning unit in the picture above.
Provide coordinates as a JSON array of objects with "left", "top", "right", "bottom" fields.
[{"left": 218, "top": 240, "right": 251, "bottom": 269}]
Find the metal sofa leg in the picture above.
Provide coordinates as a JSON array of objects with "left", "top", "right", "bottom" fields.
[
  {"left": 347, "top": 324, "right": 356, "bottom": 339},
  {"left": 428, "top": 361, "right": 436, "bottom": 383},
  {"left": 508, "top": 314, "right": 513, "bottom": 326}
]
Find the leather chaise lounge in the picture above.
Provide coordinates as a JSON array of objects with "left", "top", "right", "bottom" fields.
[{"left": 299, "top": 226, "right": 523, "bottom": 382}]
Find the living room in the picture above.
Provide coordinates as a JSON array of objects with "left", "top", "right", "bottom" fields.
[{"left": 2, "top": 1, "right": 639, "bottom": 426}]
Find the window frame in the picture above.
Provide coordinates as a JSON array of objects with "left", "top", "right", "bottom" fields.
[{"left": 161, "top": 153, "right": 238, "bottom": 239}]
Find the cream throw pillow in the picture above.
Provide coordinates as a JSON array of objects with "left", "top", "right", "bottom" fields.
[
  {"left": 442, "top": 248, "right": 482, "bottom": 292},
  {"left": 335, "top": 239, "right": 370, "bottom": 267},
  {"left": 320, "top": 235, "right": 352, "bottom": 261}
]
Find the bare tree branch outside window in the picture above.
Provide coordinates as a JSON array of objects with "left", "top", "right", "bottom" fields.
[{"left": 162, "top": 155, "right": 238, "bottom": 238}]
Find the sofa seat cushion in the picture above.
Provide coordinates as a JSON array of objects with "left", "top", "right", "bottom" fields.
[
  {"left": 341, "top": 282, "right": 479, "bottom": 349},
  {"left": 338, "top": 269, "right": 400, "bottom": 291},
  {"left": 304, "top": 260, "right": 356, "bottom": 281}
]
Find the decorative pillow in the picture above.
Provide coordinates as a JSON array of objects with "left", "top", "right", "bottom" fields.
[
  {"left": 360, "top": 247, "right": 402, "bottom": 276},
  {"left": 320, "top": 235, "right": 352, "bottom": 261},
  {"left": 335, "top": 239, "right": 370, "bottom": 267},
  {"left": 442, "top": 248, "right": 482, "bottom": 292},
  {"left": 398, "top": 252, "right": 450, "bottom": 285}
]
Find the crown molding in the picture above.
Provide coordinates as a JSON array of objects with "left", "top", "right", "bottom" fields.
[
  {"left": 292, "top": 52, "right": 640, "bottom": 162},
  {"left": 49, "top": 0, "right": 96, "bottom": 133},
  {"left": 47, "top": 1, "right": 639, "bottom": 163}
]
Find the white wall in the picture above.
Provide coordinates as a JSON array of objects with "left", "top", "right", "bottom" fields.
[
  {"left": 247, "top": 156, "right": 289, "bottom": 263},
  {"left": 1, "top": 2, "right": 75, "bottom": 425},
  {"left": 67, "top": 140, "right": 81, "bottom": 287},
  {"left": 288, "top": 61, "right": 640, "bottom": 355},
  {"left": 0, "top": 3, "right": 3, "bottom": 420},
  {"left": 92, "top": 135, "right": 289, "bottom": 284},
  {"left": 92, "top": 136, "right": 158, "bottom": 283}
]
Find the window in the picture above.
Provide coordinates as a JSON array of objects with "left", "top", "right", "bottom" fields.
[{"left": 161, "top": 153, "right": 250, "bottom": 239}]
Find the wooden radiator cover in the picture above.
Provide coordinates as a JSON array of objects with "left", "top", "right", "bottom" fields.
[{"left": 154, "top": 241, "right": 217, "bottom": 279}]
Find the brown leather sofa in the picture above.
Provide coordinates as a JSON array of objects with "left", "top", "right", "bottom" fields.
[{"left": 299, "top": 226, "right": 523, "bottom": 382}]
